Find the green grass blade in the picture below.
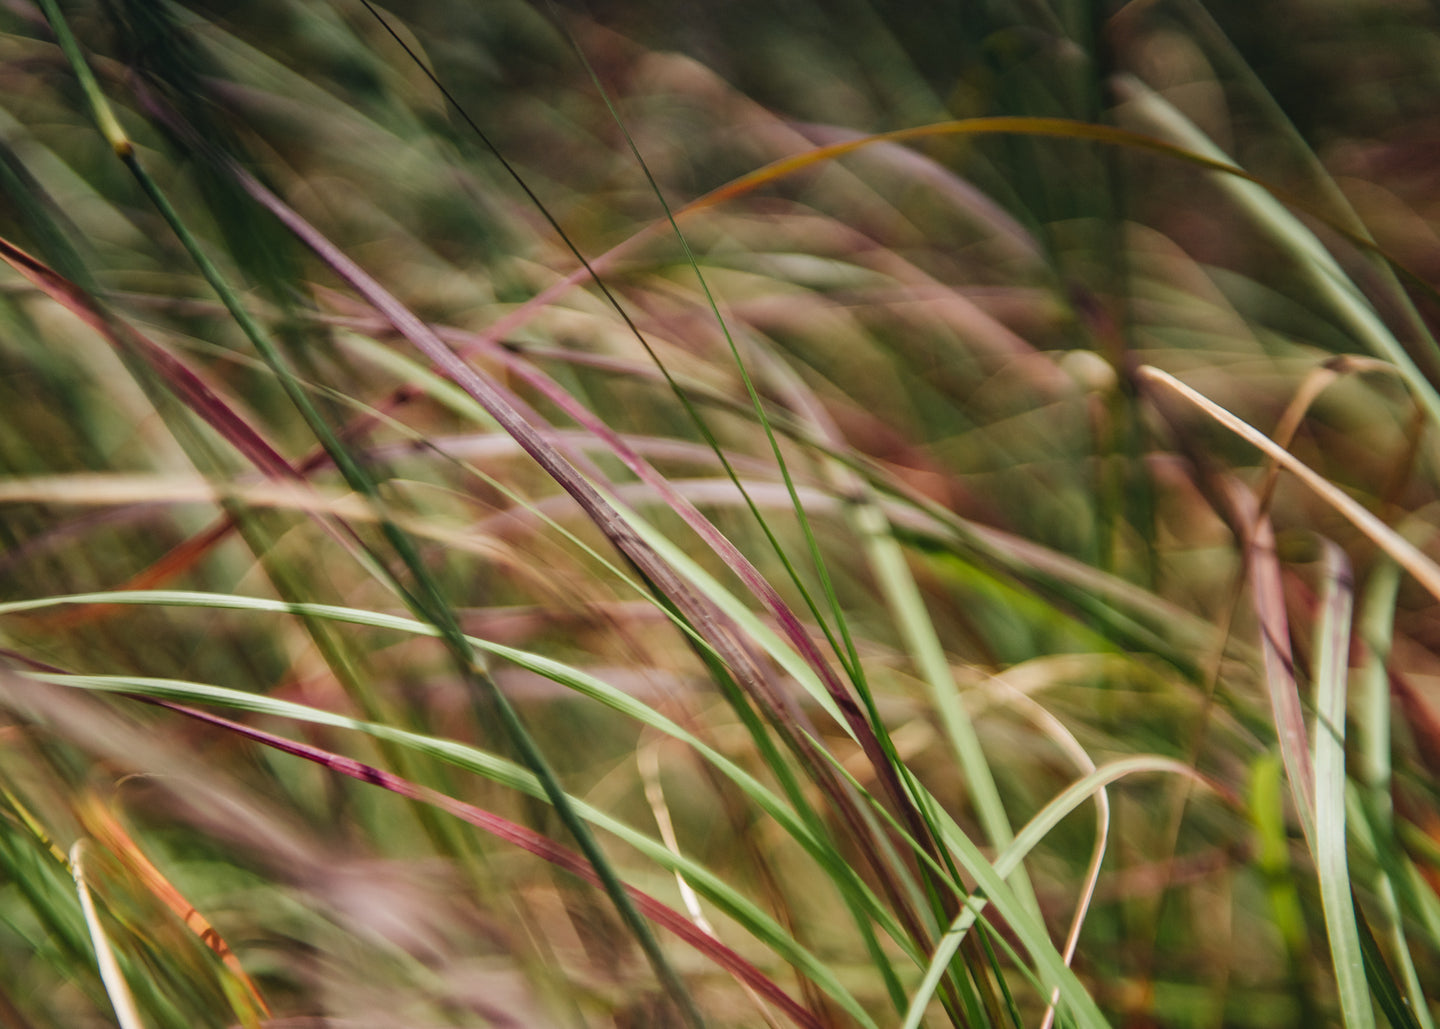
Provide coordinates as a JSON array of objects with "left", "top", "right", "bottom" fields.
[
  {"left": 853, "top": 488, "right": 1037, "bottom": 897},
  {"left": 27, "top": 669, "right": 875, "bottom": 1029},
  {"left": 1313, "top": 541, "right": 1373, "bottom": 1029},
  {"left": 0, "top": 587, "right": 913, "bottom": 955},
  {"left": 1355, "top": 901, "right": 1426, "bottom": 1029},
  {"left": 901, "top": 756, "right": 1202, "bottom": 1029}
]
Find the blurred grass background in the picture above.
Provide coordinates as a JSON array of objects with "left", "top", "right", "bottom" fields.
[{"left": 0, "top": 0, "right": 1439, "bottom": 1026}]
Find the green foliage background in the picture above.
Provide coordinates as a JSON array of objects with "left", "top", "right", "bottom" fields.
[{"left": 0, "top": 1, "right": 1438, "bottom": 1026}]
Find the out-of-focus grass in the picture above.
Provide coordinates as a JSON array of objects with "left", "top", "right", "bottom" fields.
[{"left": 0, "top": 0, "right": 1438, "bottom": 1026}]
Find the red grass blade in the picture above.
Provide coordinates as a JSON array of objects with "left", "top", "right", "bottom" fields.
[
  {"left": 231, "top": 164, "right": 942, "bottom": 943},
  {"left": 0, "top": 235, "right": 297, "bottom": 481},
  {"left": 131, "top": 695, "right": 826, "bottom": 1029}
]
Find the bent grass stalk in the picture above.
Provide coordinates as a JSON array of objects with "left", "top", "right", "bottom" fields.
[{"left": 1139, "top": 367, "right": 1440, "bottom": 604}]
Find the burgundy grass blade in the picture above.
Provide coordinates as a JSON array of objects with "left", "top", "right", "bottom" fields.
[
  {"left": 0, "top": 235, "right": 298, "bottom": 482},
  {"left": 233, "top": 170, "right": 945, "bottom": 925},
  {"left": 133, "top": 695, "right": 826, "bottom": 1029}
]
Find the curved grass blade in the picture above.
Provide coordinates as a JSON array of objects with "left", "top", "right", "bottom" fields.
[
  {"left": 1312, "top": 542, "right": 1374, "bottom": 1029},
  {"left": 393, "top": 107, "right": 1440, "bottom": 417},
  {"left": 806, "top": 725, "right": 1176, "bottom": 1029},
  {"left": 13, "top": 603, "right": 1126, "bottom": 1027},
  {"left": 899, "top": 756, "right": 1204, "bottom": 1029},
  {"left": 27, "top": 674, "right": 852, "bottom": 1029},
  {"left": 979, "top": 680, "right": 1110, "bottom": 1029},
  {"left": 0, "top": 586, "right": 914, "bottom": 959},
  {"left": 1139, "top": 367, "right": 1440, "bottom": 606}
]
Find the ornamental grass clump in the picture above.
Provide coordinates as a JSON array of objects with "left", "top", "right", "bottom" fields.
[{"left": 0, "top": 1, "right": 1437, "bottom": 1026}]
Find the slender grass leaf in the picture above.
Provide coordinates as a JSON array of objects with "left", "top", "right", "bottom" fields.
[
  {"left": 71, "top": 841, "right": 146, "bottom": 1029},
  {"left": 1313, "top": 542, "right": 1373, "bottom": 1029},
  {"left": 30, "top": 674, "right": 854, "bottom": 1029},
  {"left": 900, "top": 756, "right": 1202, "bottom": 1029},
  {"left": 1140, "top": 367, "right": 1440, "bottom": 606}
]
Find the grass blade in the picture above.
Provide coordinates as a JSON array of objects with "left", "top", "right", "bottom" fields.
[
  {"left": 900, "top": 755, "right": 1205, "bottom": 1029},
  {"left": 1313, "top": 542, "right": 1373, "bottom": 1029},
  {"left": 1139, "top": 366, "right": 1440, "bottom": 606},
  {"left": 71, "top": 841, "right": 146, "bottom": 1029},
  {"left": 25, "top": 673, "right": 851, "bottom": 1029}
]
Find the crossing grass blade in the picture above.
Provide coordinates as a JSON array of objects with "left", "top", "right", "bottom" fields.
[
  {"left": 18, "top": 669, "right": 856, "bottom": 1029},
  {"left": 0, "top": 585, "right": 913, "bottom": 954}
]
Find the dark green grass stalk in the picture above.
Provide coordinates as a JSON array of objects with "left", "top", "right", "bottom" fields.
[
  {"left": 357, "top": 9, "right": 1006, "bottom": 1020},
  {"left": 352, "top": 10, "right": 958, "bottom": 967},
  {"left": 231, "top": 149, "right": 962, "bottom": 1022},
  {"left": 34, "top": 3, "right": 707, "bottom": 1024}
]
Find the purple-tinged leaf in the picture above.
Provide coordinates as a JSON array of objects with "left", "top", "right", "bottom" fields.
[
  {"left": 1230, "top": 482, "right": 1316, "bottom": 847},
  {"left": 0, "top": 235, "right": 297, "bottom": 482},
  {"left": 233, "top": 166, "right": 941, "bottom": 944},
  {"left": 134, "top": 695, "right": 826, "bottom": 1029}
]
